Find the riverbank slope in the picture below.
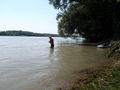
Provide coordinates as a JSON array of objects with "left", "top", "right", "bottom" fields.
[
  {"left": 67, "top": 59, "right": 120, "bottom": 90},
  {"left": 57, "top": 41, "right": 120, "bottom": 90}
]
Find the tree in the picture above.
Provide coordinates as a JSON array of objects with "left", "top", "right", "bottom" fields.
[{"left": 49, "top": 0, "right": 120, "bottom": 42}]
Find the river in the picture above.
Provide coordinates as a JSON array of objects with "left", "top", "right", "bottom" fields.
[{"left": 0, "top": 36, "right": 108, "bottom": 90}]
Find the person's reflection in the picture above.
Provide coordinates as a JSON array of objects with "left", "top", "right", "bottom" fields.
[{"left": 49, "top": 48, "right": 54, "bottom": 57}]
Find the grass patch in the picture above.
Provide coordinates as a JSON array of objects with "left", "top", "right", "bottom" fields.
[
  {"left": 57, "top": 59, "right": 119, "bottom": 90},
  {"left": 81, "top": 65, "right": 120, "bottom": 90},
  {"left": 68, "top": 62, "right": 120, "bottom": 90}
]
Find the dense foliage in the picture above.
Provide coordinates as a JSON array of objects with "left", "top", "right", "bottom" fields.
[
  {"left": 0, "top": 31, "right": 59, "bottom": 37},
  {"left": 49, "top": 0, "right": 120, "bottom": 42}
]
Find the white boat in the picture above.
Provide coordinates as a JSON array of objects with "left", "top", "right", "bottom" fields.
[{"left": 97, "top": 44, "right": 104, "bottom": 48}]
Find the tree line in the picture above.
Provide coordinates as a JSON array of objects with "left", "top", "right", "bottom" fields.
[{"left": 0, "top": 31, "right": 59, "bottom": 37}]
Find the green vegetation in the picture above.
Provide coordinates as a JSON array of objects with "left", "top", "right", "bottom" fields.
[
  {"left": 73, "top": 64, "right": 120, "bottom": 90},
  {"left": 74, "top": 62, "right": 120, "bottom": 90},
  {"left": 56, "top": 59, "right": 120, "bottom": 90},
  {"left": 49, "top": 0, "right": 120, "bottom": 42},
  {"left": 0, "top": 30, "right": 59, "bottom": 37},
  {"left": 56, "top": 60, "right": 120, "bottom": 90}
]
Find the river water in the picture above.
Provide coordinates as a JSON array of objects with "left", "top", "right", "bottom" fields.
[{"left": 0, "top": 36, "right": 108, "bottom": 90}]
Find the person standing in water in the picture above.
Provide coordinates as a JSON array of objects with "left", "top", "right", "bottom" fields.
[{"left": 49, "top": 37, "right": 54, "bottom": 48}]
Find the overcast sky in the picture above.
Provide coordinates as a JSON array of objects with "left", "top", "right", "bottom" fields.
[{"left": 0, "top": 0, "right": 58, "bottom": 34}]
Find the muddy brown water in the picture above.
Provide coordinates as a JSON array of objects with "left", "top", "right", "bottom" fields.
[{"left": 0, "top": 37, "right": 108, "bottom": 90}]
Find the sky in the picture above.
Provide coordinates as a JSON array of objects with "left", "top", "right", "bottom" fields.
[{"left": 0, "top": 0, "right": 58, "bottom": 34}]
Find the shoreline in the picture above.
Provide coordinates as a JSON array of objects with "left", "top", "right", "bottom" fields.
[
  {"left": 56, "top": 58, "right": 120, "bottom": 90},
  {"left": 78, "top": 43, "right": 99, "bottom": 46}
]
